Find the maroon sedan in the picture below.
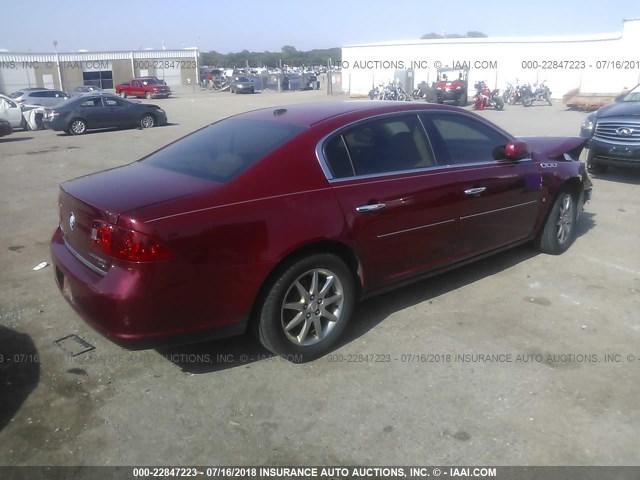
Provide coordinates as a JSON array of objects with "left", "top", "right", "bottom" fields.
[{"left": 51, "top": 101, "right": 592, "bottom": 361}]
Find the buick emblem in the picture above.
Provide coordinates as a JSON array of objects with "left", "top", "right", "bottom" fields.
[
  {"left": 616, "top": 127, "right": 634, "bottom": 137},
  {"left": 69, "top": 212, "right": 76, "bottom": 231}
]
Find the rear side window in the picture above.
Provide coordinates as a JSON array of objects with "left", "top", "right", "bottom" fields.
[
  {"left": 81, "top": 98, "right": 102, "bottom": 107},
  {"left": 326, "top": 115, "right": 435, "bottom": 177},
  {"left": 142, "top": 119, "right": 304, "bottom": 183}
]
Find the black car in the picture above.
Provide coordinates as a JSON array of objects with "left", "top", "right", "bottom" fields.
[
  {"left": 0, "top": 118, "right": 12, "bottom": 138},
  {"left": 42, "top": 93, "right": 167, "bottom": 135},
  {"left": 580, "top": 83, "right": 640, "bottom": 173},
  {"left": 229, "top": 76, "right": 255, "bottom": 94}
]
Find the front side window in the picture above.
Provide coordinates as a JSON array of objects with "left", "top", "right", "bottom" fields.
[
  {"left": 621, "top": 84, "right": 640, "bottom": 102},
  {"left": 142, "top": 119, "right": 304, "bottom": 183},
  {"left": 104, "top": 97, "right": 127, "bottom": 107},
  {"left": 421, "top": 113, "right": 509, "bottom": 165},
  {"left": 326, "top": 115, "right": 435, "bottom": 177}
]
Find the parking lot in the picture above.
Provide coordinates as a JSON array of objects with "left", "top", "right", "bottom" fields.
[{"left": 1, "top": 89, "right": 639, "bottom": 466}]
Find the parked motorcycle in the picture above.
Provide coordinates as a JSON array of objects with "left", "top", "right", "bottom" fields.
[
  {"left": 521, "top": 82, "right": 552, "bottom": 107},
  {"left": 412, "top": 81, "right": 430, "bottom": 100},
  {"left": 473, "top": 81, "right": 504, "bottom": 110},
  {"left": 369, "top": 81, "right": 410, "bottom": 101},
  {"left": 503, "top": 81, "right": 524, "bottom": 105}
]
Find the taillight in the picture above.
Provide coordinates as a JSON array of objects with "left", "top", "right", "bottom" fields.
[{"left": 90, "top": 222, "right": 173, "bottom": 262}]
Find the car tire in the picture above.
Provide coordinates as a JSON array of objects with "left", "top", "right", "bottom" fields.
[
  {"left": 256, "top": 253, "right": 356, "bottom": 362},
  {"left": 120, "top": 91, "right": 127, "bottom": 98},
  {"left": 536, "top": 190, "right": 577, "bottom": 255},
  {"left": 68, "top": 119, "right": 87, "bottom": 135},
  {"left": 140, "top": 114, "right": 155, "bottom": 129},
  {"left": 145, "top": 92, "right": 152, "bottom": 100}
]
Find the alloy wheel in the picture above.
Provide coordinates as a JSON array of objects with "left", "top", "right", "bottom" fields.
[
  {"left": 556, "top": 194, "right": 574, "bottom": 244},
  {"left": 280, "top": 268, "right": 344, "bottom": 346},
  {"left": 70, "top": 120, "right": 86, "bottom": 135},
  {"left": 140, "top": 115, "right": 155, "bottom": 128}
]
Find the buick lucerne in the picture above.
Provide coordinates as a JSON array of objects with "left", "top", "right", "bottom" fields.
[{"left": 50, "top": 102, "right": 592, "bottom": 361}]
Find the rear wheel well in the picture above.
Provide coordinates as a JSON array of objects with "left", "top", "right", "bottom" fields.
[{"left": 247, "top": 241, "right": 363, "bottom": 333}]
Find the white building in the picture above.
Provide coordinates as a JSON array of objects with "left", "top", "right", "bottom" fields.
[
  {"left": 341, "top": 18, "right": 640, "bottom": 98},
  {"left": 0, "top": 49, "right": 199, "bottom": 94}
]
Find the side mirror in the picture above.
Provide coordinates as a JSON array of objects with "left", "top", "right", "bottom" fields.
[
  {"left": 505, "top": 141, "right": 531, "bottom": 160},
  {"left": 494, "top": 141, "right": 531, "bottom": 160}
]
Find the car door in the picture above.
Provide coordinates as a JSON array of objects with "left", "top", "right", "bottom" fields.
[
  {"left": 0, "top": 96, "right": 23, "bottom": 128},
  {"left": 78, "top": 97, "right": 109, "bottom": 128},
  {"left": 421, "top": 112, "right": 542, "bottom": 257},
  {"left": 131, "top": 80, "right": 142, "bottom": 97},
  {"left": 323, "top": 114, "right": 463, "bottom": 289},
  {"left": 103, "top": 97, "right": 135, "bottom": 127}
]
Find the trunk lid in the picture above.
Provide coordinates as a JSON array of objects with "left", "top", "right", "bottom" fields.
[{"left": 59, "top": 162, "right": 219, "bottom": 271}]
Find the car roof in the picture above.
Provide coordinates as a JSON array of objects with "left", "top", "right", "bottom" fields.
[
  {"left": 16, "top": 87, "right": 48, "bottom": 92},
  {"left": 237, "top": 101, "right": 467, "bottom": 127},
  {"left": 62, "top": 92, "right": 119, "bottom": 103}
]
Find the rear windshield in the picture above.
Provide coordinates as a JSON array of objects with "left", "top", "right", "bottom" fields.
[{"left": 141, "top": 118, "right": 304, "bottom": 182}]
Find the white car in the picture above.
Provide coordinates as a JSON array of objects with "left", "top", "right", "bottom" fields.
[{"left": 0, "top": 94, "right": 25, "bottom": 129}]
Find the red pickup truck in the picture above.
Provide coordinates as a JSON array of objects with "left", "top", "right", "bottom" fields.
[{"left": 115, "top": 77, "right": 171, "bottom": 99}]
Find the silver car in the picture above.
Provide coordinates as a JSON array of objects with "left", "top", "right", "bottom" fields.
[
  {"left": 70, "top": 86, "right": 104, "bottom": 97},
  {"left": 11, "top": 89, "right": 69, "bottom": 107}
]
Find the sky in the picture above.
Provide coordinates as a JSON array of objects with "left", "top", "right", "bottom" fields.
[{"left": 0, "top": 0, "right": 637, "bottom": 53}]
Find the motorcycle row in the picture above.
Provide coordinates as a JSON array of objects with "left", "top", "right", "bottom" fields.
[
  {"left": 368, "top": 79, "right": 553, "bottom": 111},
  {"left": 502, "top": 81, "right": 553, "bottom": 107},
  {"left": 367, "top": 81, "right": 412, "bottom": 101}
]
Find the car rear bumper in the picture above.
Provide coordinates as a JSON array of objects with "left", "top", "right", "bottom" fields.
[{"left": 50, "top": 227, "right": 248, "bottom": 347}]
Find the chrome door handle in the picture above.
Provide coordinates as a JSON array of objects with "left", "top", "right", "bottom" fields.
[
  {"left": 356, "top": 203, "right": 386, "bottom": 213},
  {"left": 464, "top": 187, "right": 487, "bottom": 196}
]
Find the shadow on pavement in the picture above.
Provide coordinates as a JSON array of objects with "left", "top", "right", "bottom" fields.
[{"left": 0, "top": 325, "right": 40, "bottom": 431}]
